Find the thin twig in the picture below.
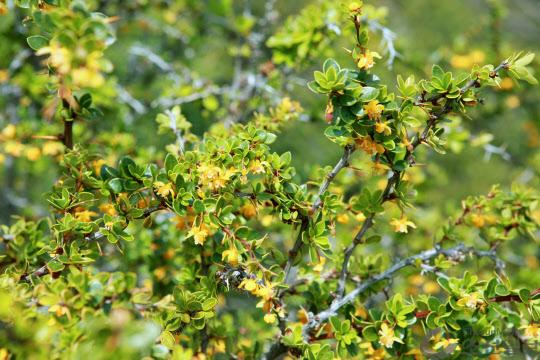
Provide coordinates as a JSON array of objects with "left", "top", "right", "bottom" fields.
[
  {"left": 304, "top": 244, "right": 497, "bottom": 335},
  {"left": 282, "top": 144, "right": 356, "bottom": 287}
]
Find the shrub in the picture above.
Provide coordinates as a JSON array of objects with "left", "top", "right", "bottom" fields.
[{"left": 0, "top": 1, "right": 539, "bottom": 359}]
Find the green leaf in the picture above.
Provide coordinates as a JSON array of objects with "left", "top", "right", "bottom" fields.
[
  {"left": 107, "top": 178, "right": 123, "bottom": 194},
  {"left": 27, "top": 35, "right": 48, "bottom": 50},
  {"left": 160, "top": 331, "right": 176, "bottom": 349},
  {"left": 47, "top": 259, "right": 65, "bottom": 273},
  {"left": 118, "top": 156, "right": 136, "bottom": 178},
  {"left": 431, "top": 65, "right": 445, "bottom": 80},
  {"left": 323, "top": 58, "right": 340, "bottom": 73},
  {"left": 164, "top": 153, "right": 177, "bottom": 173},
  {"left": 362, "top": 326, "right": 378, "bottom": 341},
  {"left": 365, "top": 235, "right": 381, "bottom": 244},
  {"left": 193, "top": 199, "right": 205, "bottom": 214},
  {"left": 359, "top": 87, "right": 379, "bottom": 102},
  {"left": 518, "top": 288, "right": 530, "bottom": 303},
  {"left": 495, "top": 284, "right": 509, "bottom": 296}
]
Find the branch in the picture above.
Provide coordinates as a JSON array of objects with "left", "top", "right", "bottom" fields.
[
  {"left": 154, "top": 86, "right": 223, "bottom": 108},
  {"left": 20, "top": 205, "right": 163, "bottom": 280},
  {"left": 63, "top": 119, "right": 73, "bottom": 149},
  {"left": 282, "top": 144, "right": 356, "bottom": 286},
  {"left": 311, "top": 144, "right": 355, "bottom": 213},
  {"left": 415, "top": 287, "right": 540, "bottom": 320},
  {"left": 303, "top": 243, "right": 501, "bottom": 335},
  {"left": 334, "top": 60, "right": 510, "bottom": 298}
]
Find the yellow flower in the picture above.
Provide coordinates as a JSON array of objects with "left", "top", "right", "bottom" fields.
[
  {"left": 212, "top": 339, "right": 226, "bottom": 354},
  {"left": 390, "top": 217, "right": 416, "bottom": 233},
  {"left": 404, "top": 348, "right": 424, "bottom": 360},
  {"left": 355, "top": 212, "right": 366, "bottom": 222},
  {"left": 188, "top": 224, "right": 209, "bottom": 246},
  {"left": 378, "top": 323, "right": 403, "bottom": 348},
  {"left": 240, "top": 203, "right": 257, "bottom": 218},
  {"left": 4, "top": 142, "right": 22, "bottom": 157},
  {"left": 375, "top": 121, "right": 392, "bottom": 136},
  {"left": 470, "top": 213, "right": 485, "bottom": 228},
  {"left": 522, "top": 323, "right": 540, "bottom": 339},
  {"left": 349, "top": 2, "right": 363, "bottom": 13},
  {"left": 0, "top": 348, "right": 9, "bottom": 360},
  {"left": 72, "top": 67, "right": 105, "bottom": 88},
  {"left": 360, "top": 342, "right": 387, "bottom": 360},
  {"left": 457, "top": 292, "right": 484, "bottom": 309},
  {"left": 450, "top": 50, "right": 485, "bottom": 69},
  {"left": 499, "top": 77, "right": 514, "bottom": 91},
  {"left": 75, "top": 209, "right": 98, "bottom": 222},
  {"left": 256, "top": 284, "right": 275, "bottom": 301},
  {"left": 25, "top": 146, "right": 41, "bottom": 161},
  {"left": 336, "top": 213, "right": 350, "bottom": 224},
  {"left": 249, "top": 160, "right": 267, "bottom": 174},
  {"left": 356, "top": 136, "right": 385, "bottom": 155},
  {"left": 506, "top": 95, "right": 520, "bottom": 109},
  {"left": 423, "top": 281, "right": 439, "bottom": 294},
  {"left": 263, "top": 313, "right": 277, "bottom": 324},
  {"left": 357, "top": 50, "right": 381, "bottom": 70},
  {"left": 154, "top": 267, "right": 167, "bottom": 280},
  {"left": 261, "top": 214, "right": 273, "bottom": 227},
  {"left": 99, "top": 203, "right": 117, "bottom": 216},
  {"left": 313, "top": 256, "right": 326, "bottom": 273},
  {"left": 92, "top": 159, "right": 106, "bottom": 176},
  {"left": 0, "top": 70, "right": 8, "bottom": 83},
  {"left": 239, "top": 278, "right": 258, "bottom": 292},
  {"left": 364, "top": 100, "right": 384, "bottom": 121},
  {"left": 36, "top": 42, "right": 72, "bottom": 74},
  {"left": 49, "top": 304, "right": 69, "bottom": 317},
  {"left": 153, "top": 181, "right": 175, "bottom": 198},
  {"left": 1, "top": 124, "right": 16, "bottom": 139},
  {"left": 198, "top": 164, "right": 234, "bottom": 190},
  {"left": 432, "top": 337, "right": 459, "bottom": 350},
  {"left": 42, "top": 141, "right": 63, "bottom": 156},
  {"left": 222, "top": 247, "right": 240, "bottom": 266}
]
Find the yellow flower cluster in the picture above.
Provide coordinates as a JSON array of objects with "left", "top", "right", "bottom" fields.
[
  {"left": 360, "top": 342, "right": 386, "bottom": 360},
  {"left": 522, "top": 323, "right": 540, "bottom": 339},
  {"left": 378, "top": 323, "right": 403, "bottom": 348},
  {"left": 249, "top": 160, "right": 267, "bottom": 174},
  {"left": 457, "top": 292, "right": 484, "bottom": 309},
  {"left": 187, "top": 223, "right": 209, "bottom": 246},
  {"left": 239, "top": 278, "right": 278, "bottom": 323},
  {"left": 74, "top": 208, "right": 98, "bottom": 222},
  {"left": 222, "top": 246, "right": 240, "bottom": 266},
  {"left": 469, "top": 212, "right": 497, "bottom": 228},
  {"left": 99, "top": 203, "right": 117, "bottom": 216},
  {"left": 240, "top": 203, "right": 257, "bottom": 218},
  {"left": 390, "top": 216, "right": 416, "bottom": 233},
  {"left": 198, "top": 164, "right": 235, "bottom": 191},
  {"left": 356, "top": 136, "right": 385, "bottom": 155},
  {"left": 364, "top": 100, "right": 384, "bottom": 121},
  {"left": 430, "top": 332, "right": 460, "bottom": 352},
  {"left": 153, "top": 181, "right": 175, "bottom": 198},
  {"left": 37, "top": 42, "right": 72, "bottom": 74},
  {"left": 357, "top": 50, "right": 381, "bottom": 70},
  {"left": 36, "top": 42, "right": 106, "bottom": 88},
  {"left": 450, "top": 50, "right": 485, "bottom": 69}
]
